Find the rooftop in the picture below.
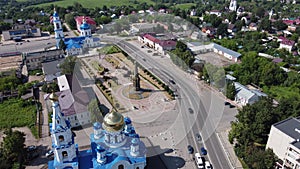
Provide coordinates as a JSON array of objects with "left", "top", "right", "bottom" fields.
[
  {"left": 273, "top": 117, "right": 300, "bottom": 140},
  {"left": 213, "top": 43, "right": 241, "bottom": 58}
]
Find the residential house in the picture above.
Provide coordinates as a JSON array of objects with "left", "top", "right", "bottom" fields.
[
  {"left": 278, "top": 36, "right": 295, "bottom": 52},
  {"left": 190, "top": 9, "right": 196, "bottom": 16},
  {"left": 209, "top": 10, "right": 222, "bottom": 17},
  {"left": 266, "top": 117, "right": 300, "bottom": 169},
  {"left": 248, "top": 22, "right": 258, "bottom": 31},
  {"left": 227, "top": 24, "right": 236, "bottom": 33},
  {"left": 234, "top": 82, "right": 267, "bottom": 106},
  {"left": 42, "top": 59, "right": 65, "bottom": 82},
  {"left": 22, "top": 49, "right": 65, "bottom": 70}
]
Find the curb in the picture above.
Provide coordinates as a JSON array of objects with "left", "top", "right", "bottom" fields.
[{"left": 216, "top": 132, "right": 234, "bottom": 169}]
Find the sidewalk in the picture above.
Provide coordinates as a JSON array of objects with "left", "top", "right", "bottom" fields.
[{"left": 217, "top": 129, "right": 243, "bottom": 169}]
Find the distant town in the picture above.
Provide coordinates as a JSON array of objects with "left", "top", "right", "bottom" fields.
[{"left": 0, "top": 0, "right": 300, "bottom": 169}]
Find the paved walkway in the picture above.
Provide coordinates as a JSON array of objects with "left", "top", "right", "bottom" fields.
[{"left": 217, "top": 129, "right": 243, "bottom": 169}]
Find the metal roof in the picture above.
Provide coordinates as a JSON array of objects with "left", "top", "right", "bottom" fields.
[{"left": 212, "top": 43, "right": 241, "bottom": 58}]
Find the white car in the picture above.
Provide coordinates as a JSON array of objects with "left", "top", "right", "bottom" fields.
[
  {"left": 195, "top": 153, "right": 204, "bottom": 169},
  {"left": 45, "top": 150, "right": 54, "bottom": 157},
  {"left": 205, "top": 161, "right": 211, "bottom": 169}
]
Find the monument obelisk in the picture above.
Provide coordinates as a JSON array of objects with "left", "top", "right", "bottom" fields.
[{"left": 132, "top": 61, "right": 140, "bottom": 91}]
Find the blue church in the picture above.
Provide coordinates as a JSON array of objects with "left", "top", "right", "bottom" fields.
[
  {"left": 48, "top": 93, "right": 147, "bottom": 169},
  {"left": 52, "top": 9, "right": 100, "bottom": 56}
]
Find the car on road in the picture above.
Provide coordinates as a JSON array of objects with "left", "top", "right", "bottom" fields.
[
  {"left": 195, "top": 153, "right": 204, "bottom": 169},
  {"left": 224, "top": 101, "right": 230, "bottom": 105},
  {"left": 200, "top": 147, "right": 207, "bottom": 155},
  {"left": 196, "top": 133, "right": 202, "bottom": 142},
  {"left": 169, "top": 79, "right": 176, "bottom": 85},
  {"left": 187, "top": 145, "right": 194, "bottom": 154},
  {"left": 45, "top": 150, "right": 54, "bottom": 157},
  {"left": 188, "top": 108, "right": 193, "bottom": 114},
  {"left": 27, "top": 145, "right": 37, "bottom": 152},
  {"left": 205, "top": 161, "right": 211, "bottom": 169}
]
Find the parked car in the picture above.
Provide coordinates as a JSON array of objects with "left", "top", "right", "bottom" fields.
[
  {"left": 188, "top": 108, "right": 193, "bottom": 114},
  {"left": 224, "top": 101, "right": 230, "bottom": 105},
  {"left": 27, "top": 145, "right": 36, "bottom": 152},
  {"left": 205, "top": 161, "right": 211, "bottom": 169},
  {"left": 45, "top": 150, "right": 54, "bottom": 157},
  {"left": 200, "top": 147, "right": 207, "bottom": 155},
  {"left": 187, "top": 145, "right": 194, "bottom": 154},
  {"left": 195, "top": 133, "right": 202, "bottom": 142},
  {"left": 195, "top": 152, "right": 204, "bottom": 169}
]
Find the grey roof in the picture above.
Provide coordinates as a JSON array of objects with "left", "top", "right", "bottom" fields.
[
  {"left": 273, "top": 117, "right": 300, "bottom": 140},
  {"left": 251, "top": 89, "right": 268, "bottom": 97},
  {"left": 234, "top": 82, "right": 256, "bottom": 100},
  {"left": 42, "top": 59, "right": 64, "bottom": 75},
  {"left": 226, "top": 74, "right": 236, "bottom": 81},
  {"left": 291, "top": 140, "right": 300, "bottom": 149},
  {"left": 213, "top": 43, "right": 241, "bottom": 58}
]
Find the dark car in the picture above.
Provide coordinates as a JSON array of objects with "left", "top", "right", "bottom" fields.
[
  {"left": 187, "top": 145, "right": 194, "bottom": 154},
  {"left": 224, "top": 101, "right": 230, "bottom": 105},
  {"left": 188, "top": 108, "right": 193, "bottom": 114},
  {"left": 200, "top": 147, "right": 207, "bottom": 155},
  {"left": 27, "top": 145, "right": 37, "bottom": 152},
  {"left": 196, "top": 133, "right": 202, "bottom": 142}
]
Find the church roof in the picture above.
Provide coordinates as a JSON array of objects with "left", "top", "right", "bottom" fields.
[
  {"left": 64, "top": 37, "right": 86, "bottom": 50},
  {"left": 80, "top": 22, "right": 90, "bottom": 30}
]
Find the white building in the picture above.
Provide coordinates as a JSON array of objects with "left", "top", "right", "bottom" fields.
[
  {"left": 229, "top": 0, "right": 238, "bottom": 11},
  {"left": 234, "top": 82, "right": 267, "bottom": 106},
  {"left": 266, "top": 117, "right": 300, "bottom": 169}
]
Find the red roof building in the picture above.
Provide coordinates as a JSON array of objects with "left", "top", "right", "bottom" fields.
[{"left": 75, "top": 16, "right": 96, "bottom": 33}]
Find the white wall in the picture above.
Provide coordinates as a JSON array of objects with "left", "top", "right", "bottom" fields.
[{"left": 266, "top": 126, "right": 295, "bottom": 160}]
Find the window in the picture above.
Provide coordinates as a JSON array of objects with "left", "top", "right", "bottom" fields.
[
  {"left": 75, "top": 116, "right": 77, "bottom": 120},
  {"left": 62, "top": 151, "right": 68, "bottom": 158},
  {"left": 118, "top": 165, "right": 124, "bottom": 169},
  {"left": 81, "top": 114, "right": 83, "bottom": 118},
  {"left": 59, "top": 135, "right": 65, "bottom": 142},
  {"left": 136, "top": 167, "right": 140, "bottom": 169}
]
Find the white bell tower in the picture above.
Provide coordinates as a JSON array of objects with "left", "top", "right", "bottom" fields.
[
  {"left": 49, "top": 93, "right": 78, "bottom": 169},
  {"left": 52, "top": 8, "right": 65, "bottom": 49}
]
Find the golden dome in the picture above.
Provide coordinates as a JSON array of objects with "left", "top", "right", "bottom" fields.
[
  {"left": 49, "top": 92, "right": 58, "bottom": 102},
  {"left": 103, "top": 111, "right": 125, "bottom": 132}
]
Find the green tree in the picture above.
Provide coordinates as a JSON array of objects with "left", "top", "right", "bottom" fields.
[
  {"left": 59, "top": 38, "right": 67, "bottom": 52},
  {"left": 59, "top": 56, "right": 77, "bottom": 75},
  {"left": 259, "top": 17, "right": 271, "bottom": 31},
  {"left": 1, "top": 129, "right": 26, "bottom": 168},
  {"left": 87, "top": 99, "right": 102, "bottom": 123},
  {"left": 217, "top": 23, "right": 228, "bottom": 36},
  {"left": 226, "top": 82, "right": 236, "bottom": 100},
  {"left": 273, "top": 20, "right": 288, "bottom": 31},
  {"left": 64, "top": 13, "right": 76, "bottom": 30}
]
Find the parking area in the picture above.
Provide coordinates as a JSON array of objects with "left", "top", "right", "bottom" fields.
[{"left": 196, "top": 52, "right": 234, "bottom": 67}]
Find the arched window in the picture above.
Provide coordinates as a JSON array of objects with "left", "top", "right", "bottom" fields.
[
  {"left": 62, "top": 151, "right": 68, "bottom": 158},
  {"left": 118, "top": 164, "right": 124, "bottom": 169},
  {"left": 136, "top": 167, "right": 140, "bottom": 169},
  {"left": 59, "top": 135, "right": 64, "bottom": 142}
]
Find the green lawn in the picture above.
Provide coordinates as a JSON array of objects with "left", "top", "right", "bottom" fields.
[
  {"left": 30, "top": 0, "right": 154, "bottom": 8},
  {"left": 175, "top": 3, "right": 195, "bottom": 10},
  {"left": 263, "top": 86, "right": 300, "bottom": 100},
  {"left": 0, "top": 99, "right": 37, "bottom": 135}
]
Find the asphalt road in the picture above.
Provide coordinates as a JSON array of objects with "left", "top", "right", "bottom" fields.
[{"left": 101, "top": 36, "right": 232, "bottom": 169}]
